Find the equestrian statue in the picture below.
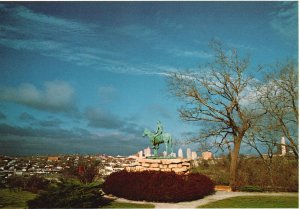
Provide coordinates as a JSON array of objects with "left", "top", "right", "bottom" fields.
[{"left": 142, "top": 121, "right": 173, "bottom": 157}]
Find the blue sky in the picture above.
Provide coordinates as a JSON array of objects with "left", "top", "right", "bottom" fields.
[{"left": 0, "top": 1, "right": 298, "bottom": 156}]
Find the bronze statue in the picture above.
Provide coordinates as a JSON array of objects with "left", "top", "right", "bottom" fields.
[{"left": 143, "top": 121, "right": 173, "bottom": 157}]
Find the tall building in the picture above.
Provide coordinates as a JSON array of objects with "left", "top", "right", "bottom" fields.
[
  {"left": 202, "top": 151, "right": 213, "bottom": 160},
  {"left": 281, "top": 137, "right": 286, "bottom": 156}
]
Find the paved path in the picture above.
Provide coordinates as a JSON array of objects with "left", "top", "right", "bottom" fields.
[{"left": 114, "top": 191, "right": 298, "bottom": 208}]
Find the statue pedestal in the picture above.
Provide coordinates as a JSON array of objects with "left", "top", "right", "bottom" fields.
[{"left": 125, "top": 158, "right": 191, "bottom": 174}]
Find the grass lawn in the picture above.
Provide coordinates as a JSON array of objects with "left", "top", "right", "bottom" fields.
[
  {"left": 198, "top": 195, "right": 299, "bottom": 208},
  {"left": 0, "top": 188, "right": 37, "bottom": 208},
  {"left": 0, "top": 188, "right": 154, "bottom": 208},
  {"left": 103, "top": 201, "right": 155, "bottom": 208}
]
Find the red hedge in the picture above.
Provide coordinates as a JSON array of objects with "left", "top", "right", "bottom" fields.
[{"left": 102, "top": 170, "right": 215, "bottom": 202}]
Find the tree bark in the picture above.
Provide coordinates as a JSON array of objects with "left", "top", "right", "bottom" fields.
[{"left": 229, "top": 137, "right": 242, "bottom": 191}]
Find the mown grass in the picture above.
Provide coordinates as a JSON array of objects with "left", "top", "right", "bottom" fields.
[
  {"left": 103, "top": 201, "right": 155, "bottom": 208},
  {"left": 198, "top": 195, "right": 298, "bottom": 208},
  {"left": 0, "top": 188, "right": 155, "bottom": 208},
  {"left": 0, "top": 188, "right": 37, "bottom": 208}
]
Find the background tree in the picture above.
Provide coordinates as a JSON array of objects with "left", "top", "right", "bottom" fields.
[
  {"left": 243, "top": 61, "right": 298, "bottom": 188},
  {"left": 7, "top": 176, "right": 26, "bottom": 191},
  {"left": 7, "top": 175, "right": 50, "bottom": 193},
  {"left": 77, "top": 164, "right": 99, "bottom": 184},
  {"left": 62, "top": 160, "right": 100, "bottom": 184},
  {"left": 168, "top": 41, "right": 262, "bottom": 190},
  {"left": 256, "top": 62, "right": 298, "bottom": 158},
  {"left": 243, "top": 116, "right": 278, "bottom": 188}
]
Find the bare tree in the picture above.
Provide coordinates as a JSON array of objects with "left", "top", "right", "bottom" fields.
[
  {"left": 256, "top": 62, "right": 298, "bottom": 158},
  {"left": 243, "top": 115, "right": 278, "bottom": 188},
  {"left": 168, "top": 41, "right": 262, "bottom": 190}
]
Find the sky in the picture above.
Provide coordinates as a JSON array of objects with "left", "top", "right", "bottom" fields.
[{"left": 0, "top": 1, "right": 298, "bottom": 156}]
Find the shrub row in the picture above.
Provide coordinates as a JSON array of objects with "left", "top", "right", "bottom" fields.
[
  {"left": 236, "top": 157, "right": 298, "bottom": 192},
  {"left": 192, "top": 156, "right": 298, "bottom": 192},
  {"left": 102, "top": 170, "right": 215, "bottom": 202},
  {"left": 238, "top": 185, "right": 264, "bottom": 192},
  {"left": 6, "top": 175, "right": 50, "bottom": 193}
]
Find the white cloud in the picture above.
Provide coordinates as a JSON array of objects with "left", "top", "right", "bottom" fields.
[
  {"left": 0, "top": 4, "right": 211, "bottom": 78},
  {"left": 0, "top": 4, "right": 118, "bottom": 69},
  {"left": 0, "top": 4, "right": 193, "bottom": 77},
  {"left": 270, "top": 2, "right": 297, "bottom": 41},
  {"left": 98, "top": 86, "right": 118, "bottom": 103},
  {"left": 44, "top": 81, "right": 75, "bottom": 109},
  {"left": 14, "top": 4, "right": 94, "bottom": 33},
  {"left": 239, "top": 85, "right": 259, "bottom": 107},
  {"left": 115, "top": 24, "right": 159, "bottom": 41},
  {"left": 0, "top": 80, "right": 76, "bottom": 113},
  {"left": 168, "top": 48, "right": 212, "bottom": 59}
]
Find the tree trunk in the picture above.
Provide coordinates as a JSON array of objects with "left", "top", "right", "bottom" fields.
[
  {"left": 267, "top": 163, "right": 275, "bottom": 189},
  {"left": 229, "top": 137, "right": 242, "bottom": 191}
]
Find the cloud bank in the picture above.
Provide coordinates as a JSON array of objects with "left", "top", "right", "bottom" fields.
[
  {"left": 0, "top": 3, "right": 174, "bottom": 76},
  {"left": 85, "top": 107, "right": 124, "bottom": 129},
  {"left": 0, "top": 112, "right": 6, "bottom": 120},
  {"left": 0, "top": 80, "right": 76, "bottom": 113},
  {"left": 0, "top": 122, "right": 148, "bottom": 156}
]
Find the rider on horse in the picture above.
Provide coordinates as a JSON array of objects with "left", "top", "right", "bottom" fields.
[
  {"left": 153, "top": 121, "right": 163, "bottom": 141},
  {"left": 143, "top": 121, "right": 173, "bottom": 157}
]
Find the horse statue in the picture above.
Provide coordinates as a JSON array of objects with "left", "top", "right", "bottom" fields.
[{"left": 143, "top": 127, "right": 173, "bottom": 157}]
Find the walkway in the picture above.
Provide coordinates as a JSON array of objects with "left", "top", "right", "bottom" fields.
[{"left": 114, "top": 191, "right": 298, "bottom": 208}]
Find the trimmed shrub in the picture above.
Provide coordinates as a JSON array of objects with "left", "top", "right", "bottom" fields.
[
  {"left": 27, "top": 180, "right": 110, "bottom": 208},
  {"left": 102, "top": 170, "right": 215, "bottom": 202}
]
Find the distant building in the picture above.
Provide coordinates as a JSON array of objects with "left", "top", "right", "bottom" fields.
[
  {"left": 281, "top": 137, "right": 286, "bottom": 156},
  {"left": 274, "top": 137, "right": 295, "bottom": 157},
  {"left": 202, "top": 151, "right": 213, "bottom": 160},
  {"left": 47, "top": 156, "right": 59, "bottom": 162}
]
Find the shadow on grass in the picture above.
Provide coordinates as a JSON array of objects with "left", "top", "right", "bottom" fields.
[{"left": 103, "top": 201, "right": 155, "bottom": 208}]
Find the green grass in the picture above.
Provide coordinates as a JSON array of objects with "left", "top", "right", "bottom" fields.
[
  {"left": 0, "top": 188, "right": 37, "bottom": 208},
  {"left": 0, "top": 188, "right": 155, "bottom": 208},
  {"left": 103, "top": 201, "right": 155, "bottom": 208},
  {"left": 198, "top": 195, "right": 299, "bottom": 208}
]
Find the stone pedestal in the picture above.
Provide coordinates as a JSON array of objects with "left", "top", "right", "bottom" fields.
[{"left": 125, "top": 158, "right": 191, "bottom": 174}]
